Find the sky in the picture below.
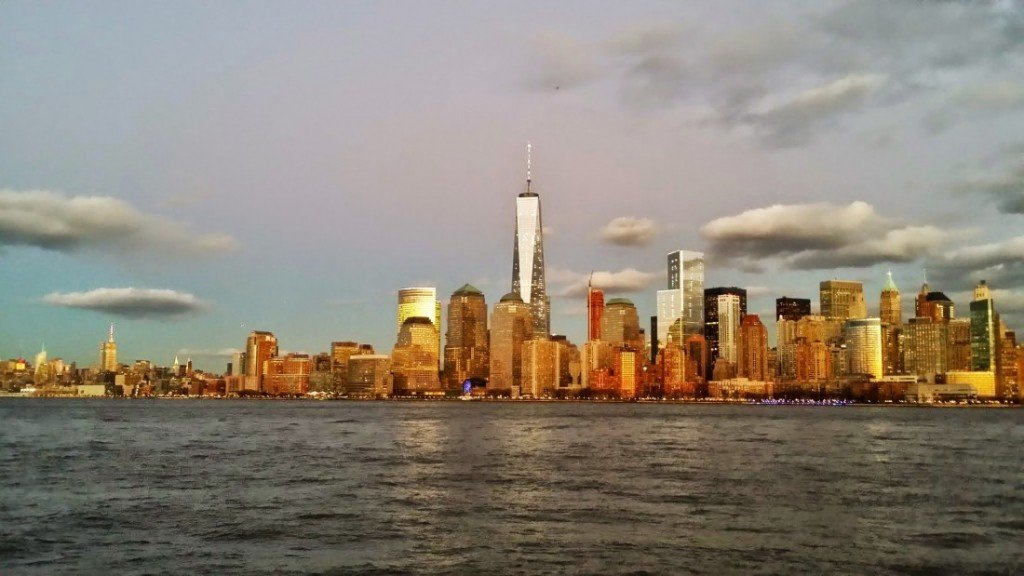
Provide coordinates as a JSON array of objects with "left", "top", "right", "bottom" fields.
[{"left": 3, "top": 1, "right": 1024, "bottom": 370}]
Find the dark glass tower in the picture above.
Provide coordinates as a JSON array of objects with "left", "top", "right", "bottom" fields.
[{"left": 703, "top": 287, "right": 747, "bottom": 381}]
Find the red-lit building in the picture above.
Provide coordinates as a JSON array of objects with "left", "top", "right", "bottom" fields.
[
  {"left": 263, "top": 354, "right": 310, "bottom": 396},
  {"left": 588, "top": 285, "right": 604, "bottom": 342}
]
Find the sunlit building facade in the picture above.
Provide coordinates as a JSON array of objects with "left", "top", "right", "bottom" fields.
[
  {"left": 880, "top": 271, "right": 902, "bottom": 327},
  {"left": 511, "top": 150, "right": 550, "bottom": 338},
  {"left": 245, "top": 330, "right": 278, "bottom": 392},
  {"left": 970, "top": 281, "right": 998, "bottom": 373},
  {"left": 392, "top": 317, "right": 440, "bottom": 394},
  {"left": 601, "top": 298, "right": 642, "bottom": 350},
  {"left": 820, "top": 280, "right": 867, "bottom": 320},
  {"left": 588, "top": 283, "right": 604, "bottom": 342},
  {"left": 346, "top": 354, "right": 393, "bottom": 398},
  {"left": 903, "top": 318, "right": 948, "bottom": 377},
  {"left": 263, "top": 353, "right": 310, "bottom": 396},
  {"left": 397, "top": 287, "right": 442, "bottom": 363},
  {"left": 444, "top": 284, "right": 489, "bottom": 390},
  {"left": 99, "top": 323, "right": 117, "bottom": 373},
  {"left": 738, "top": 314, "right": 768, "bottom": 382},
  {"left": 522, "top": 337, "right": 558, "bottom": 398},
  {"left": 844, "top": 318, "right": 883, "bottom": 378},
  {"left": 489, "top": 292, "right": 533, "bottom": 394}
]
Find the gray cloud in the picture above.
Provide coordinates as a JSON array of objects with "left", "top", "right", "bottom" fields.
[
  {"left": 600, "top": 216, "right": 657, "bottom": 246},
  {"left": 43, "top": 287, "right": 206, "bottom": 318},
  {"left": 529, "top": 2, "right": 1024, "bottom": 146},
  {"left": 0, "top": 189, "right": 238, "bottom": 255},
  {"left": 702, "top": 201, "right": 952, "bottom": 270},
  {"left": 556, "top": 268, "right": 659, "bottom": 299},
  {"left": 956, "top": 162, "right": 1024, "bottom": 214},
  {"left": 528, "top": 32, "right": 599, "bottom": 90}
]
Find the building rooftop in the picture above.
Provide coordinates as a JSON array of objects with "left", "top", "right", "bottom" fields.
[
  {"left": 605, "top": 297, "right": 635, "bottom": 307},
  {"left": 453, "top": 283, "right": 484, "bottom": 297},
  {"left": 499, "top": 292, "right": 524, "bottom": 303}
]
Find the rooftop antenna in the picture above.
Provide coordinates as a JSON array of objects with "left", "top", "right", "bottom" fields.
[
  {"left": 526, "top": 141, "right": 532, "bottom": 192},
  {"left": 923, "top": 267, "right": 928, "bottom": 285},
  {"left": 108, "top": 322, "right": 115, "bottom": 343}
]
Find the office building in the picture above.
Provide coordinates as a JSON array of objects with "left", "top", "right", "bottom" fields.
[
  {"left": 776, "top": 297, "right": 811, "bottom": 322},
  {"left": 880, "top": 271, "right": 902, "bottom": 326},
  {"left": 347, "top": 355, "right": 392, "bottom": 398},
  {"left": 820, "top": 280, "right": 867, "bottom": 320},
  {"left": 99, "top": 323, "right": 117, "bottom": 372},
  {"left": 263, "top": 353, "right": 310, "bottom": 396},
  {"left": 738, "top": 314, "right": 769, "bottom": 382},
  {"left": 970, "top": 281, "right": 999, "bottom": 372},
  {"left": 397, "top": 287, "right": 442, "bottom": 362},
  {"left": 601, "top": 298, "right": 642, "bottom": 349},
  {"left": 510, "top": 144, "right": 550, "bottom": 337},
  {"left": 444, "top": 284, "right": 489, "bottom": 389},
  {"left": 391, "top": 317, "right": 440, "bottom": 394},
  {"left": 903, "top": 318, "right": 948, "bottom": 376},
  {"left": 245, "top": 331, "right": 278, "bottom": 392},
  {"left": 844, "top": 318, "right": 883, "bottom": 379},
  {"left": 489, "top": 292, "right": 533, "bottom": 394},
  {"left": 656, "top": 250, "right": 705, "bottom": 350},
  {"left": 588, "top": 281, "right": 604, "bottom": 342},
  {"left": 704, "top": 287, "right": 746, "bottom": 381}
]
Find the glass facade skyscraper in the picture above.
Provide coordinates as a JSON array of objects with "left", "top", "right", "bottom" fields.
[
  {"left": 656, "top": 250, "right": 704, "bottom": 351},
  {"left": 511, "top": 147, "right": 550, "bottom": 338}
]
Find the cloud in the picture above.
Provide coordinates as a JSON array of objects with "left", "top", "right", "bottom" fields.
[
  {"left": 955, "top": 162, "right": 1024, "bottom": 214},
  {"left": 42, "top": 287, "right": 206, "bottom": 318},
  {"left": 600, "top": 216, "right": 657, "bottom": 246},
  {"left": 927, "top": 236, "right": 1024, "bottom": 292},
  {"left": 528, "top": 32, "right": 599, "bottom": 90},
  {"left": 743, "top": 74, "right": 887, "bottom": 146},
  {"left": 557, "top": 268, "right": 659, "bottom": 299},
  {"left": 0, "top": 189, "right": 239, "bottom": 255},
  {"left": 958, "top": 82, "right": 1024, "bottom": 111},
  {"left": 702, "top": 201, "right": 952, "bottom": 270}
]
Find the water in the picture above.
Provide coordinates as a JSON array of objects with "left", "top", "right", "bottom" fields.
[{"left": 1, "top": 399, "right": 1022, "bottom": 575}]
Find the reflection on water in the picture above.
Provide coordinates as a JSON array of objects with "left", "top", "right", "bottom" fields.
[{"left": 1, "top": 400, "right": 1021, "bottom": 575}]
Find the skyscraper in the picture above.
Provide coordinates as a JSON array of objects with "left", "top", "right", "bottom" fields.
[
  {"left": 489, "top": 292, "right": 534, "bottom": 394},
  {"left": 443, "top": 284, "right": 489, "bottom": 389},
  {"left": 511, "top": 143, "right": 550, "bottom": 337},
  {"left": 99, "top": 323, "right": 117, "bottom": 372},
  {"left": 903, "top": 318, "right": 948, "bottom": 376},
  {"left": 880, "top": 271, "right": 902, "bottom": 326},
  {"left": 245, "top": 330, "right": 278, "bottom": 392},
  {"left": 397, "top": 287, "right": 441, "bottom": 365},
  {"left": 776, "top": 297, "right": 811, "bottom": 322},
  {"left": 587, "top": 279, "right": 604, "bottom": 342},
  {"left": 970, "top": 280, "right": 998, "bottom": 372},
  {"left": 844, "top": 318, "right": 883, "bottom": 379},
  {"left": 392, "top": 317, "right": 441, "bottom": 395},
  {"left": 738, "top": 314, "right": 768, "bottom": 381},
  {"left": 656, "top": 250, "right": 705, "bottom": 350},
  {"left": 704, "top": 287, "right": 746, "bottom": 380},
  {"left": 715, "top": 293, "right": 742, "bottom": 378},
  {"left": 601, "top": 298, "right": 642, "bottom": 350},
  {"left": 820, "top": 280, "right": 867, "bottom": 320}
]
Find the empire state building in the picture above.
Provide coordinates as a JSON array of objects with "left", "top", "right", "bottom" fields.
[{"left": 511, "top": 143, "right": 550, "bottom": 337}]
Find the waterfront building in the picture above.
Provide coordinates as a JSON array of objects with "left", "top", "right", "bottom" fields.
[
  {"left": 391, "top": 317, "right": 440, "bottom": 395},
  {"left": 263, "top": 353, "right": 310, "bottom": 395},
  {"left": 776, "top": 297, "right": 811, "bottom": 322},
  {"left": 510, "top": 143, "right": 550, "bottom": 337},
  {"left": 346, "top": 355, "right": 392, "bottom": 398},
  {"left": 880, "top": 271, "right": 902, "bottom": 326},
  {"left": 738, "top": 314, "right": 768, "bottom": 382},
  {"left": 844, "top": 318, "right": 883, "bottom": 378},
  {"left": 998, "top": 330, "right": 1018, "bottom": 399},
  {"left": 656, "top": 250, "right": 705, "bottom": 351},
  {"left": 704, "top": 287, "right": 746, "bottom": 381},
  {"left": 903, "top": 318, "right": 948, "bottom": 377},
  {"left": 587, "top": 281, "right": 604, "bottom": 342},
  {"left": 100, "top": 323, "right": 117, "bottom": 372},
  {"left": 945, "top": 370, "right": 996, "bottom": 398},
  {"left": 489, "top": 292, "right": 533, "bottom": 394},
  {"left": 330, "top": 341, "right": 373, "bottom": 389},
  {"left": 601, "top": 298, "right": 642, "bottom": 349},
  {"left": 245, "top": 330, "right": 278, "bottom": 392},
  {"left": 443, "top": 284, "right": 489, "bottom": 390},
  {"left": 820, "top": 280, "right": 867, "bottom": 320}
]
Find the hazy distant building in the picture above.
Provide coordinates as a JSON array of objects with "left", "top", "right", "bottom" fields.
[
  {"left": 601, "top": 298, "right": 642, "bottom": 349},
  {"left": 100, "top": 323, "right": 117, "bottom": 372},
  {"left": 511, "top": 145, "right": 550, "bottom": 337},
  {"left": 844, "top": 318, "right": 883, "bottom": 378},
  {"left": 704, "top": 287, "right": 746, "bottom": 381},
  {"left": 346, "top": 355, "right": 392, "bottom": 398},
  {"left": 391, "top": 317, "right": 440, "bottom": 394},
  {"left": 656, "top": 250, "right": 705, "bottom": 351},
  {"left": 738, "top": 315, "right": 769, "bottom": 382},
  {"left": 489, "top": 292, "right": 533, "bottom": 394},
  {"left": 245, "top": 330, "right": 278, "bottom": 392},
  {"left": 443, "top": 284, "right": 489, "bottom": 390},
  {"left": 820, "top": 280, "right": 867, "bottom": 320},
  {"left": 776, "top": 297, "right": 811, "bottom": 322}
]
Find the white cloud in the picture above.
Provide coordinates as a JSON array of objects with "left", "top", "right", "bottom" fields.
[
  {"left": 43, "top": 287, "right": 206, "bottom": 318},
  {"left": 702, "top": 201, "right": 952, "bottom": 270},
  {"left": 600, "top": 216, "right": 657, "bottom": 246},
  {"left": 0, "top": 189, "right": 239, "bottom": 255},
  {"left": 557, "top": 268, "right": 659, "bottom": 299}
]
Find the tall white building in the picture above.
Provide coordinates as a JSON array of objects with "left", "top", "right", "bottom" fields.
[
  {"left": 717, "top": 294, "right": 741, "bottom": 366},
  {"left": 511, "top": 143, "right": 550, "bottom": 337},
  {"left": 656, "top": 250, "right": 704, "bottom": 349}
]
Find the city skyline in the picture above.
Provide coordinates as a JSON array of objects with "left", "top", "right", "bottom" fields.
[{"left": 3, "top": 2, "right": 1024, "bottom": 370}]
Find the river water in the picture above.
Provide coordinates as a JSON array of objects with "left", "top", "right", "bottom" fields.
[{"left": 2, "top": 399, "right": 1021, "bottom": 575}]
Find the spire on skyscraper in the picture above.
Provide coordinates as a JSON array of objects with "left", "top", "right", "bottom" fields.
[
  {"left": 511, "top": 142, "right": 549, "bottom": 337},
  {"left": 108, "top": 322, "right": 115, "bottom": 343},
  {"left": 883, "top": 269, "right": 899, "bottom": 292}
]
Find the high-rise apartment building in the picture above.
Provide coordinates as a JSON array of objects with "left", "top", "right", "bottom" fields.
[
  {"left": 489, "top": 292, "right": 534, "bottom": 394},
  {"left": 443, "top": 284, "right": 489, "bottom": 389},
  {"left": 704, "top": 287, "right": 746, "bottom": 380},
  {"left": 100, "top": 323, "right": 117, "bottom": 372},
  {"left": 776, "top": 297, "right": 811, "bottom": 322},
  {"left": 820, "top": 280, "right": 867, "bottom": 320},
  {"left": 601, "top": 298, "right": 642, "bottom": 349},
  {"left": 245, "top": 330, "right": 278, "bottom": 392},
  {"left": 844, "top": 318, "right": 883, "bottom": 378},
  {"left": 511, "top": 144, "right": 550, "bottom": 337},
  {"left": 738, "top": 314, "right": 768, "bottom": 381},
  {"left": 656, "top": 250, "right": 705, "bottom": 350}
]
